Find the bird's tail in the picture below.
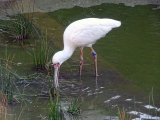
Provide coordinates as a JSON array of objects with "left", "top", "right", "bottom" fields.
[
  {"left": 114, "top": 20, "right": 121, "bottom": 27},
  {"left": 102, "top": 19, "right": 121, "bottom": 28}
]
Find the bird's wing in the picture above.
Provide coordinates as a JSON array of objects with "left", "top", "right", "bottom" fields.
[{"left": 70, "top": 24, "right": 112, "bottom": 47}]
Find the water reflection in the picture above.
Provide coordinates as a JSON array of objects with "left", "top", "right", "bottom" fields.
[{"left": 60, "top": 73, "right": 160, "bottom": 120}]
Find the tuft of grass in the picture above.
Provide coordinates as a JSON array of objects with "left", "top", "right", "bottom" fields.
[
  {"left": 32, "top": 30, "right": 51, "bottom": 71},
  {"left": 10, "top": 13, "right": 34, "bottom": 41},
  {"left": 0, "top": 46, "right": 19, "bottom": 105},
  {"left": 67, "top": 98, "right": 82, "bottom": 118},
  {"left": 0, "top": 13, "right": 36, "bottom": 46},
  {"left": 49, "top": 92, "right": 64, "bottom": 120},
  {"left": 117, "top": 106, "right": 131, "bottom": 120},
  {"left": 0, "top": 0, "right": 37, "bottom": 46},
  {"left": 2, "top": 73, "right": 14, "bottom": 104}
]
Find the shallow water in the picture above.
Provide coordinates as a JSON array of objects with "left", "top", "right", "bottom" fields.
[{"left": 0, "top": 1, "right": 160, "bottom": 120}]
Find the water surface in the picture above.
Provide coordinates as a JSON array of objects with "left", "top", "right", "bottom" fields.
[{"left": 0, "top": 2, "right": 160, "bottom": 120}]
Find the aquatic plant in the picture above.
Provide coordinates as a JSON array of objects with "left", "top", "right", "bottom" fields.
[
  {"left": 117, "top": 106, "right": 131, "bottom": 120},
  {"left": 0, "top": 0, "right": 37, "bottom": 46},
  {"left": 49, "top": 93, "right": 64, "bottom": 120},
  {"left": 2, "top": 73, "right": 14, "bottom": 104},
  {"left": 0, "top": 62, "right": 15, "bottom": 104},
  {"left": 11, "top": 13, "right": 35, "bottom": 41},
  {"left": 0, "top": 13, "right": 36, "bottom": 46},
  {"left": 148, "top": 88, "right": 158, "bottom": 117},
  {"left": 0, "top": 47, "right": 19, "bottom": 105},
  {"left": 32, "top": 30, "right": 51, "bottom": 70},
  {"left": 67, "top": 98, "right": 82, "bottom": 119},
  {"left": 0, "top": 104, "right": 7, "bottom": 120}
]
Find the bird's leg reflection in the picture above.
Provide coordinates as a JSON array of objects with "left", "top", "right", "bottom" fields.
[
  {"left": 90, "top": 47, "right": 99, "bottom": 76},
  {"left": 95, "top": 76, "right": 98, "bottom": 89},
  {"left": 79, "top": 47, "right": 83, "bottom": 75},
  {"left": 79, "top": 76, "right": 85, "bottom": 102},
  {"left": 79, "top": 76, "right": 99, "bottom": 101}
]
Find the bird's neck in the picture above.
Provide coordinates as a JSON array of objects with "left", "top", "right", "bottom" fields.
[{"left": 60, "top": 46, "right": 75, "bottom": 64}]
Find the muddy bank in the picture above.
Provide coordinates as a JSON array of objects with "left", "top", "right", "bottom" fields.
[{"left": 0, "top": 0, "right": 160, "bottom": 20}]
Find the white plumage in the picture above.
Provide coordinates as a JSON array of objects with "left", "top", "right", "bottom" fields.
[{"left": 52, "top": 18, "right": 121, "bottom": 87}]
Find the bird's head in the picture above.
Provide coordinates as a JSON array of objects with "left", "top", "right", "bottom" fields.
[
  {"left": 52, "top": 51, "right": 62, "bottom": 65},
  {"left": 52, "top": 49, "right": 74, "bottom": 88}
]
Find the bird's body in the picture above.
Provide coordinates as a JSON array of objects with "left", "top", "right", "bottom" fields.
[
  {"left": 52, "top": 18, "right": 121, "bottom": 87},
  {"left": 64, "top": 18, "right": 120, "bottom": 47}
]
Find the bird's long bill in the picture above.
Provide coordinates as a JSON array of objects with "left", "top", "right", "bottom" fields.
[{"left": 54, "top": 65, "right": 59, "bottom": 88}]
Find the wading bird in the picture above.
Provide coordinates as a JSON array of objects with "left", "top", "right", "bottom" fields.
[{"left": 52, "top": 18, "right": 121, "bottom": 88}]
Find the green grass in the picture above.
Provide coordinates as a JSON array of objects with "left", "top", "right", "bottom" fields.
[
  {"left": 0, "top": 0, "right": 37, "bottom": 46},
  {"left": 67, "top": 98, "right": 82, "bottom": 119},
  {"left": 0, "top": 13, "right": 36, "bottom": 45},
  {"left": 32, "top": 30, "right": 51, "bottom": 70},
  {"left": 2, "top": 73, "right": 14, "bottom": 104},
  {"left": 0, "top": 48, "right": 16, "bottom": 105},
  {"left": 10, "top": 13, "right": 34, "bottom": 40},
  {"left": 48, "top": 90, "right": 83, "bottom": 120},
  {"left": 49, "top": 92, "right": 64, "bottom": 120}
]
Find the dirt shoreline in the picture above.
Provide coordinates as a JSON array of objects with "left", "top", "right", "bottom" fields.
[{"left": 0, "top": 0, "right": 160, "bottom": 20}]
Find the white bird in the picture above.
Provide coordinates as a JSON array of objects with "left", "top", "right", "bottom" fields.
[{"left": 52, "top": 18, "right": 121, "bottom": 87}]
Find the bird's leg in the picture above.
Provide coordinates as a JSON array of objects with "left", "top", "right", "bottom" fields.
[
  {"left": 79, "top": 47, "right": 83, "bottom": 75},
  {"left": 90, "top": 47, "right": 99, "bottom": 76}
]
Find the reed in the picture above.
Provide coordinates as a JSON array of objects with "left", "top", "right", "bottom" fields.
[
  {"left": 2, "top": 73, "right": 14, "bottom": 104},
  {"left": 117, "top": 106, "right": 131, "bottom": 120},
  {"left": 0, "top": 0, "right": 37, "bottom": 46},
  {"left": 10, "top": 13, "right": 34, "bottom": 42},
  {"left": 0, "top": 13, "right": 36, "bottom": 45},
  {"left": 149, "top": 88, "right": 158, "bottom": 117},
  {"left": 0, "top": 47, "right": 18, "bottom": 105},
  {"left": 49, "top": 92, "right": 64, "bottom": 120},
  {"left": 32, "top": 30, "right": 50, "bottom": 70},
  {"left": 0, "top": 103, "right": 7, "bottom": 120}
]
